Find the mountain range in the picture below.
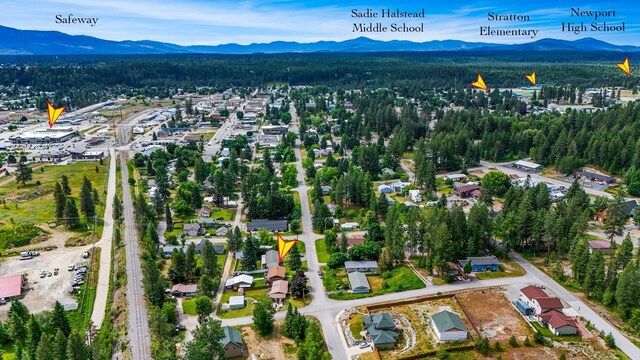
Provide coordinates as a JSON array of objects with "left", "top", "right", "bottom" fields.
[{"left": 1, "top": 25, "right": 639, "bottom": 55}]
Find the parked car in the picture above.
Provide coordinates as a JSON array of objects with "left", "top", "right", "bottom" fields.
[
  {"left": 176, "top": 324, "right": 187, "bottom": 331},
  {"left": 0, "top": 298, "right": 7, "bottom": 305},
  {"left": 67, "top": 264, "right": 75, "bottom": 271}
]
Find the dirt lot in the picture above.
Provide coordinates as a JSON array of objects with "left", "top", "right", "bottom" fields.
[
  {"left": 0, "top": 227, "right": 92, "bottom": 320},
  {"left": 373, "top": 297, "right": 476, "bottom": 359},
  {"left": 240, "top": 321, "right": 297, "bottom": 360},
  {"left": 457, "top": 288, "right": 533, "bottom": 344}
]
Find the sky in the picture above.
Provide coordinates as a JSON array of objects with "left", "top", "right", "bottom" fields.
[{"left": 2, "top": 0, "right": 640, "bottom": 45}]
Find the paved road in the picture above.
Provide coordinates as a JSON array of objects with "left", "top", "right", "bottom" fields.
[
  {"left": 89, "top": 148, "right": 117, "bottom": 328},
  {"left": 510, "top": 252, "right": 640, "bottom": 359},
  {"left": 120, "top": 151, "right": 152, "bottom": 359}
]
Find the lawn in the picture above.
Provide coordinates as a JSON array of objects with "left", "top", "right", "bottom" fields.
[
  {"left": 0, "top": 224, "right": 47, "bottom": 252},
  {"left": 217, "top": 289, "right": 270, "bottom": 319},
  {"left": 315, "top": 239, "right": 330, "bottom": 263},
  {"left": 0, "top": 160, "right": 110, "bottom": 226},
  {"left": 182, "top": 299, "right": 197, "bottom": 315},
  {"left": 68, "top": 248, "right": 101, "bottom": 330},
  {"left": 476, "top": 259, "right": 526, "bottom": 280},
  {"left": 328, "top": 265, "right": 425, "bottom": 300},
  {"left": 210, "top": 208, "right": 236, "bottom": 221},
  {"left": 346, "top": 314, "right": 364, "bottom": 340}
]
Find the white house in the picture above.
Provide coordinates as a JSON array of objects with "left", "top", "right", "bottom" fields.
[
  {"left": 341, "top": 222, "right": 359, "bottom": 231},
  {"left": 408, "top": 189, "right": 422, "bottom": 202},
  {"left": 391, "top": 181, "right": 411, "bottom": 192},
  {"left": 430, "top": 310, "right": 468, "bottom": 342}
]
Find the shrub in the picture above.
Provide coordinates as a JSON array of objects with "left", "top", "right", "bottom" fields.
[
  {"left": 436, "top": 349, "right": 448, "bottom": 359},
  {"left": 494, "top": 341, "right": 503, "bottom": 352},
  {"left": 381, "top": 271, "right": 392, "bottom": 279},
  {"left": 523, "top": 336, "right": 531, "bottom": 346},
  {"left": 508, "top": 335, "right": 518, "bottom": 347},
  {"left": 604, "top": 332, "right": 616, "bottom": 349}
]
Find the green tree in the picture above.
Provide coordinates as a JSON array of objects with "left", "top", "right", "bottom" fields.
[
  {"left": 79, "top": 176, "right": 96, "bottom": 219},
  {"left": 201, "top": 240, "right": 218, "bottom": 277},
  {"left": 61, "top": 175, "right": 71, "bottom": 195},
  {"left": 165, "top": 203, "right": 173, "bottom": 231},
  {"left": 570, "top": 238, "right": 590, "bottom": 285},
  {"left": 169, "top": 249, "right": 186, "bottom": 282},
  {"left": 14, "top": 160, "right": 33, "bottom": 186},
  {"left": 54, "top": 182, "right": 66, "bottom": 221},
  {"left": 463, "top": 260, "right": 472, "bottom": 274},
  {"left": 242, "top": 236, "right": 259, "bottom": 271},
  {"left": 182, "top": 319, "right": 225, "bottom": 360},
  {"left": 297, "top": 322, "right": 331, "bottom": 360},
  {"left": 64, "top": 198, "right": 80, "bottom": 228},
  {"left": 605, "top": 332, "right": 616, "bottom": 348},
  {"left": 482, "top": 171, "right": 511, "bottom": 196},
  {"left": 195, "top": 296, "right": 213, "bottom": 323},
  {"left": 54, "top": 329, "right": 67, "bottom": 360},
  {"left": 52, "top": 301, "right": 71, "bottom": 336},
  {"left": 8, "top": 300, "right": 29, "bottom": 341},
  {"left": 36, "top": 333, "right": 54, "bottom": 360},
  {"left": 112, "top": 194, "right": 123, "bottom": 224},
  {"left": 583, "top": 250, "right": 606, "bottom": 299},
  {"left": 252, "top": 299, "right": 275, "bottom": 336},
  {"left": 142, "top": 257, "right": 166, "bottom": 307},
  {"left": 604, "top": 192, "right": 627, "bottom": 243},
  {"left": 288, "top": 243, "right": 302, "bottom": 271},
  {"left": 185, "top": 242, "right": 197, "bottom": 278}
]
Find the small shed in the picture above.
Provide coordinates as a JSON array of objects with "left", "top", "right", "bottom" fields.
[
  {"left": 430, "top": 310, "right": 468, "bottom": 342},
  {"left": 228, "top": 296, "right": 246, "bottom": 310}
]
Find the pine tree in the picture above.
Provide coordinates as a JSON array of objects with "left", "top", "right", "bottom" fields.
[
  {"left": 53, "top": 329, "right": 67, "bottom": 360},
  {"left": 583, "top": 250, "right": 605, "bottom": 299},
  {"left": 66, "top": 330, "right": 88, "bottom": 360},
  {"left": 340, "top": 231, "right": 348, "bottom": 253},
  {"left": 252, "top": 299, "right": 275, "bottom": 336},
  {"left": 185, "top": 243, "right": 196, "bottom": 278},
  {"left": 570, "top": 238, "right": 590, "bottom": 284},
  {"left": 52, "top": 301, "right": 71, "bottom": 336},
  {"left": 182, "top": 318, "right": 225, "bottom": 359},
  {"left": 169, "top": 249, "right": 186, "bottom": 282},
  {"left": 242, "top": 236, "right": 259, "bottom": 271},
  {"left": 61, "top": 175, "right": 71, "bottom": 195},
  {"left": 142, "top": 257, "right": 165, "bottom": 307},
  {"left": 165, "top": 203, "right": 173, "bottom": 231},
  {"left": 615, "top": 234, "right": 634, "bottom": 271},
  {"left": 79, "top": 176, "right": 96, "bottom": 218},
  {"left": 14, "top": 160, "right": 33, "bottom": 186},
  {"left": 288, "top": 243, "right": 302, "bottom": 271},
  {"left": 54, "top": 182, "right": 66, "bottom": 221},
  {"left": 298, "top": 322, "right": 330, "bottom": 360},
  {"left": 36, "top": 333, "right": 54, "bottom": 360},
  {"left": 201, "top": 240, "right": 218, "bottom": 277},
  {"left": 92, "top": 188, "right": 99, "bottom": 204},
  {"left": 112, "top": 194, "right": 123, "bottom": 224},
  {"left": 26, "top": 314, "right": 42, "bottom": 359},
  {"left": 615, "top": 261, "right": 640, "bottom": 318},
  {"left": 64, "top": 198, "right": 80, "bottom": 228}
]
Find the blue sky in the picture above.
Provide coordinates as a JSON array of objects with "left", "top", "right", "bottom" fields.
[{"left": 2, "top": 0, "right": 639, "bottom": 45}]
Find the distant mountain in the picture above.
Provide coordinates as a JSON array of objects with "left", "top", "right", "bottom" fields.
[{"left": 1, "top": 25, "right": 639, "bottom": 55}]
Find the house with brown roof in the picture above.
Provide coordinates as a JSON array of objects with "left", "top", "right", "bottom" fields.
[
  {"left": 531, "top": 297, "right": 564, "bottom": 315},
  {"left": 265, "top": 266, "right": 286, "bottom": 284},
  {"left": 196, "top": 206, "right": 212, "bottom": 217},
  {"left": 519, "top": 285, "right": 548, "bottom": 308},
  {"left": 335, "top": 235, "right": 365, "bottom": 247},
  {"left": 269, "top": 280, "right": 288, "bottom": 302},
  {"left": 538, "top": 309, "right": 578, "bottom": 335},
  {"left": 170, "top": 283, "right": 198, "bottom": 297},
  {"left": 588, "top": 240, "right": 612, "bottom": 255},
  {"left": 454, "top": 184, "right": 481, "bottom": 198}
]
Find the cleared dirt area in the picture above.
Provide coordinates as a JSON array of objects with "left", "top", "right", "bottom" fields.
[
  {"left": 240, "top": 321, "right": 297, "bottom": 360},
  {"left": 456, "top": 288, "right": 533, "bottom": 344},
  {"left": 0, "top": 227, "right": 92, "bottom": 320}
]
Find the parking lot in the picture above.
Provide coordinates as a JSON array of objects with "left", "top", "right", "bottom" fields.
[{"left": 0, "top": 234, "right": 93, "bottom": 319}]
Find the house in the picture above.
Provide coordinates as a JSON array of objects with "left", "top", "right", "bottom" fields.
[
  {"left": 261, "top": 250, "right": 280, "bottom": 269},
  {"left": 431, "top": 310, "right": 469, "bottom": 342},
  {"left": 457, "top": 256, "right": 499, "bottom": 272},
  {"left": 532, "top": 297, "right": 564, "bottom": 315},
  {"left": 444, "top": 174, "right": 467, "bottom": 182},
  {"left": 221, "top": 147, "right": 230, "bottom": 157},
  {"left": 0, "top": 274, "right": 26, "bottom": 300},
  {"left": 340, "top": 222, "right": 359, "bottom": 231},
  {"left": 170, "top": 284, "right": 197, "bottom": 297},
  {"left": 391, "top": 181, "right": 411, "bottom": 192},
  {"left": 363, "top": 313, "right": 398, "bottom": 349},
  {"left": 321, "top": 185, "right": 332, "bottom": 195},
  {"left": 161, "top": 245, "right": 182, "bottom": 258},
  {"left": 216, "top": 227, "right": 229, "bottom": 237},
  {"left": 345, "top": 261, "right": 378, "bottom": 273},
  {"left": 550, "top": 191, "right": 565, "bottom": 201},
  {"left": 220, "top": 326, "right": 245, "bottom": 359},
  {"left": 269, "top": 280, "right": 289, "bottom": 301},
  {"left": 519, "top": 285, "right": 549, "bottom": 307},
  {"left": 182, "top": 223, "right": 202, "bottom": 237},
  {"left": 348, "top": 271, "right": 371, "bottom": 294},
  {"left": 196, "top": 207, "right": 211, "bottom": 217},
  {"left": 454, "top": 184, "right": 481, "bottom": 198},
  {"left": 228, "top": 296, "right": 246, "bottom": 310},
  {"left": 266, "top": 266, "right": 286, "bottom": 283},
  {"left": 575, "top": 171, "right": 616, "bottom": 185},
  {"left": 513, "top": 160, "right": 543, "bottom": 171},
  {"left": 408, "top": 189, "right": 422, "bottom": 202},
  {"left": 377, "top": 184, "right": 393, "bottom": 194},
  {"left": 588, "top": 240, "right": 612, "bottom": 254},
  {"left": 384, "top": 196, "right": 395, "bottom": 205},
  {"left": 194, "top": 218, "right": 216, "bottom": 228},
  {"left": 247, "top": 219, "right": 288, "bottom": 232},
  {"left": 213, "top": 244, "right": 225, "bottom": 255},
  {"left": 403, "top": 201, "right": 418, "bottom": 208},
  {"left": 538, "top": 309, "right": 578, "bottom": 335},
  {"left": 594, "top": 200, "right": 638, "bottom": 222},
  {"left": 225, "top": 275, "right": 253, "bottom": 290},
  {"left": 336, "top": 235, "right": 365, "bottom": 247}
]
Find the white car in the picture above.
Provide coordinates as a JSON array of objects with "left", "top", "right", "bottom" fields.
[{"left": 67, "top": 264, "right": 75, "bottom": 271}]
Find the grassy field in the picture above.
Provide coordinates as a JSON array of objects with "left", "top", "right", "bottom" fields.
[
  {"left": 217, "top": 289, "right": 269, "bottom": 319},
  {"left": 328, "top": 265, "right": 425, "bottom": 300},
  {"left": 315, "top": 239, "right": 330, "bottom": 263},
  {"left": 210, "top": 208, "right": 236, "bottom": 221},
  {"left": 182, "top": 299, "right": 197, "bottom": 315},
  {"left": 346, "top": 314, "right": 364, "bottom": 340},
  {"left": 476, "top": 259, "right": 526, "bottom": 280},
  {"left": 0, "top": 224, "right": 47, "bottom": 252},
  {"left": 0, "top": 160, "right": 110, "bottom": 226}
]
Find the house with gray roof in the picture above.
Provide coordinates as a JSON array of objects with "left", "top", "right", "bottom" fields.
[
  {"left": 247, "top": 219, "right": 288, "bottom": 232},
  {"left": 348, "top": 272, "right": 371, "bottom": 294},
  {"left": 363, "top": 313, "right": 398, "bottom": 349},
  {"left": 345, "top": 261, "right": 378, "bottom": 273},
  {"left": 182, "top": 223, "right": 203, "bottom": 237},
  {"left": 220, "top": 326, "right": 245, "bottom": 358},
  {"left": 430, "top": 310, "right": 468, "bottom": 342},
  {"left": 261, "top": 250, "right": 280, "bottom": 269}
]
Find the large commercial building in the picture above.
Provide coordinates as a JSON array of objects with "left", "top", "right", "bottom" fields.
[{"left": 9, "top": 128, "right": 76, "bottom": 144}]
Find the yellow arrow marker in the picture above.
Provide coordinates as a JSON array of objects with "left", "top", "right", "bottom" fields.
[
  {"left": 47, "top": 101, "right": 66, "bottom": 128},
  {"left": 277, "top": 233, "right": 298, "bottom": 262},
  {"left": 617, "top": 57, "right": 631, "bottom": 76},
  {"left": 525, "top": 71, "right": 537, "bottom": 86},
  {"left": 470, "top": 73, "right": 489, "bottom": 91}
]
